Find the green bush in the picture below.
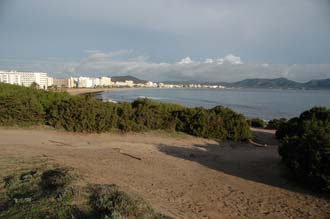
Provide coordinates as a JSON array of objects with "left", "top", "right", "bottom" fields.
[
  {"left": 266, "top": 118, "right": 287, "bottom": 130},
  {"left": 0, "top": 166, "right": 83, "bottom": 219},
  {"left": 275, "top": 117, "right": 299, "bottom": 140},
  {"left": 0, "top": 83, "right": 251, "bottom": 141},
  {"left": 40, "top": 168, "right": 73, "bottom": 191},
  {"left": 1, "top": 166, "right": 170, "bottom": 219},
  {"left": 247, "top": 118, "right": 266, "bottom": 128},
  {"left": 89, "top": 184, "right": 171, "bottom": 219},
  {"left": 0, "top": 87, "right": 45, "bottom": 126},
  {"left": 211, "top": 106, "right": 251, "bottom": 141},
  {"left": 277, "top": 107, "right": 330, "bottom": 192}
]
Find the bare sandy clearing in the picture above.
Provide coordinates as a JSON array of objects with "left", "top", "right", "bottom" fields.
[{"left": 0, "top": 128, "right": 329, "bottom": 219}]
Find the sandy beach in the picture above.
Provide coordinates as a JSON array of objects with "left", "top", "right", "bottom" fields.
[{"left": 0, "top": 128, "right": 329, "bottom": 219}]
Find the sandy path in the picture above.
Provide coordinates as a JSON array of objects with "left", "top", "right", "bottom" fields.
[{"left": 0, "top": 128, "right": 329, "bottom": 219}]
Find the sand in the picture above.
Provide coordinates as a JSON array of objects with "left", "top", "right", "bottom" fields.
[{"left": 0, "top": 128, "right": 329, "bottom": 219}]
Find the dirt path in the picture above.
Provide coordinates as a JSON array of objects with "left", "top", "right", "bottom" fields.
[{"left": 0, "top": 128, "right": 329, "bottom": 219}]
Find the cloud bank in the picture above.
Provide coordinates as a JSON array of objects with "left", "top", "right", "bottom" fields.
[{"left": 55, "top": 51, "right": 330, "bottom": 82}]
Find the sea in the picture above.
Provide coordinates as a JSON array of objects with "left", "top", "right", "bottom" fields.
[{"left": 99, "top": 88, "right": 330, "bottom": 120}]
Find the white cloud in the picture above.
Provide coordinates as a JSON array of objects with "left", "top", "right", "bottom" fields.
[
  {"left": 177, "top": 57, "right": 194, "bottom": 64},
  {"left": 204, "top": 58, "right": 214, "bottom": 64},
  {"left": 203, "top": 54, "right": 243, "bottom": 65},
  {"left": 3, "top": 51, "right": 327, "bottom": 83},
  {"left": 222, "top": 54, "right": 243, "bottom": 65},
  {"left": 56, "top": 51, "right": 330, "bottom": 82}
]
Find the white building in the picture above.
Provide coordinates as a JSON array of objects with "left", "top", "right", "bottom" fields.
[
  {"left": 114, "top": 80, "right": 134, "bottom": 87},
  {"left": 145, "top": 81, "right": 158, "bottom": 88},
  {"left": 99, "top": 77, "right": 112, "bottom": 87},
  {"left": 92, "top": 78, "right": 100, "bottom": 87},
  {"left": 0, "top": 71, "right": 48, "bottom": 89},
  {"left": 0, "top": 73, "right": 21, "bottom": 85},
  {"left": 77, "top": 77, "right": 93, "bottom": 88},
  {"left": 125, "top": 80, "right": 134, "bottom": 87},
  {"left": 47, "top": 77, "right": 54, "bottom": 87},
  {"left": 68, "top": 77, "right": 77, "bottom": 88}
]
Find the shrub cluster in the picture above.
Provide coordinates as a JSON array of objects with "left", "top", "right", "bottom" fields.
[
  {"left": 0, "top": 83, "right": 251, "bottom": 141},
  {"left": 89, "top": 184, "right": 170, "bottom": 219},
  {"left": 277, "top": 107, "right": 330, "bottom": 192},
  {"left": 0, "top": 167, "right": 81, "bottom": 219},
  {"left": 247, "top": 118, "right": 267, "bottom": 128},
  {"left": 1, "top": 167, "right": 171, "bottom": 219},
  {"left": 40, "top": 168, "right": 73, "bottom": 192},
  {"left": 266, "top": 118, "right": 287, "bottom": 130}
]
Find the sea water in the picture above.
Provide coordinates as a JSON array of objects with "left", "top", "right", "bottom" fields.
[{"left": 99, "top": 88, "right": 330, "bottom": 120}]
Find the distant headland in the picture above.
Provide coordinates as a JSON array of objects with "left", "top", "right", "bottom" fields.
[{"left": 162, "top": 77, "right": 330, "bottom": 90}]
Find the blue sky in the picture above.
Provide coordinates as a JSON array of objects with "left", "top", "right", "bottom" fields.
[{"left": 1, "top": 0, "right": 330, "bottom": 82}]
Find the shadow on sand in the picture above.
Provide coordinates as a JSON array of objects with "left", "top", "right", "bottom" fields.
[{"left": 157, "top": 131, "right": 326, "bottom": 198}]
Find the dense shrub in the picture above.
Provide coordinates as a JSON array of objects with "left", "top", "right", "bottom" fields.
[
  {"left": 89, "top": 184, "right": 171, "bottom": 219},
  {"left": 0, "top": 167, "right": 82, "bottom": 219},
  {"left": 0, "top": 83, "right": 251, "bottom": 141},
  {"left": 1, "top": 166, "right": 170, "bottom": 219},
  {"left": 0, "top": 85, "right": 45, "bottom": 126},
  {"left": 277, "top": 107, "right": 330, "bottom": 192},
  {"left": 40, "top": 168, "right": 73, "bottom": 191},
  {"left": 266, "top": 118, "right": 287, "bottom": 130},
  {"left": 275, "top": 117, "right": 299, "bottom": 140},
  {"left": 211, "top": 106, "right": 251, "bottom": 141},
  {"left": 247, "top": 118, "right": 266, "bottom": 128},
  {"left": 131, "top": 98, "right": 181, "bottom": 131}
]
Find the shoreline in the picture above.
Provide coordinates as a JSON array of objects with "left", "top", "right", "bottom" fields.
[
  {"left": 62, "top": 86, "right": 330, "bottom": 97},
  {"left": 64, "top": 87, "right": 114, "bottom": 96}
]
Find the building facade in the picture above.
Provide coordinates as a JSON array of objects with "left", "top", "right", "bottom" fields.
[
  {"left": 53, "top": 78, "right": 69, "bottom": 88},
  {"left": 0, "top": 71, "right": 48, "bottom": 89},
  {"left": 77, "top": 77, "right": 93, "bottom": 88},
  {"left": 100, "top": 77, "right": 112, "bottom": 86}
]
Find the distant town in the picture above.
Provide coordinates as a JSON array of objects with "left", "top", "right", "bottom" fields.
[
  {"left": 1, "top": 70, "right": 330, "bottom": 91},
  {"left": 0, "top": 70, "right": 226, "bottom": 90}
]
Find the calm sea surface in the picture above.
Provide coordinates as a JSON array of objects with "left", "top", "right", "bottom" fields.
[{"left": 99, "top": 88, "right": 330, "bottom": 120}]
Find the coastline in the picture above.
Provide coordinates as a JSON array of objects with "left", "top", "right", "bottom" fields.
[{"left": 64, "top": 87, "right": 114, "bottom": 96}]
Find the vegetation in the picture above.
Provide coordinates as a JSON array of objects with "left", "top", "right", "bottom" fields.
[
  {"left": 89, "top": 184, "right": 171, "bottom": 219},
  {"left": 0, "top": 162, "right": 171, "bottom": 219},
  {"left": 246, "top": 117, "right": 287, "bottom": 130},
  {"left": 277, "top": 107, "right": 330, "bottom": 192},
  {"left": 0, "top": 83, "right": 251, "bottom": 141},
  {"left": 247, "top": 118, "right": 266, "bottom": 128},
  {"left": 266, "top": 118, "right": 287, "bottom": 130},
  {"left": 0, "top": 165, "right": 80, "bottom": 219},
  {"left": 40, "top": 168, "right": 74, "bottom": 191}
]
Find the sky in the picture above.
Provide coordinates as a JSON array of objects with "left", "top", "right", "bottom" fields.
[{"left": 0, "top": 0, "right": 330, "bottom": 82}]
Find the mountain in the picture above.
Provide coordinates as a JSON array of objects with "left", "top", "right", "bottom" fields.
[
  {"left": 161, "top": 78, "right": 330, "bottom": 90},
  {"left": 303, "top": 79, "right": 330, "bottom": 89},
  {"left": 224, "top": 78, "right": 302, "bottom": 89},
  {"left": 111, "top": 75, "right": 147, "bottom": 84}
]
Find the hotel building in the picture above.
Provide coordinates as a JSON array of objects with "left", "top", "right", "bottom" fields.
[{"left": 0, "top": 71, "right": 48, "bottom": 89}]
